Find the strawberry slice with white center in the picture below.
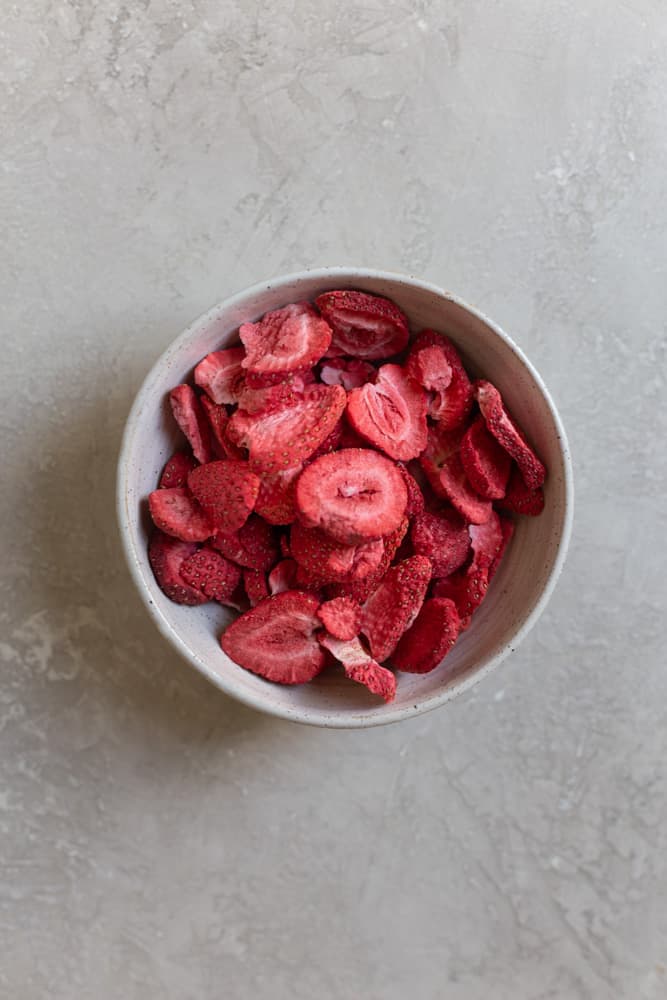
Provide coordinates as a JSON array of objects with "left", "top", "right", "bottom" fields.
[
  {"left": 194, "top": 347, "right": 246, "bottom": 405},
  {"left": 346, "top": 364, "right": 427, "bottom": 461},
  {"left": 319, "top": 634, "right": 396, "bottom": 702},
  {"left": 240, "top": 302, "right": 332, "bottom": 374},
  {"left": 221, "top": 591, "right": 325, "bottom": 684},
  {"left": 315, "top": 290, "right": 409, "bottom": 360}
]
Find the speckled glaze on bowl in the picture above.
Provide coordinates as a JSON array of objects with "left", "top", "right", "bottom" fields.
[{"left": 117, "top": 268, "right": 573, "bottom": 728}]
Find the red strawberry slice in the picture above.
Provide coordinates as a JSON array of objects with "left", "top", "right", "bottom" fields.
[
  {"left": 396, "top": 463, "right": 426, "bottom": 518},
  {"left": 268, "top": 558, "right": 298, "bottom": 595},
  {"left": 290, "top": 522, "right": 384, "bottom": 584},
  {"left": 180, "top": 546, "right": 242, "bottom": 603},
  {"left": 360, "top": 555, "right": 432, "bottom": 662},
  {"left": 148, "top": 487, "right": 214, "bottom": 542},
  {"left": 497, "top": 467, "right": 545, "bottom": 516},
  {"left": 194, "top": 347, "right": 246, "bottom": 405},
  {"left": 243, "top": 367, "right": 316, "bottom": 390},
  {"left": 469, "top": 509, "right": 503, "bottom": 570},
  {"left": 392, "top": 597, "right": 460, "bottom": 673},
  {"left": 169, "top": 384, "right": 214, "bottom": 464},
  {"left": 319, "top": 358, "right": 376, "bottom": 390},
  {"left": 279, "top": 533, "right": 291, "bottom": 558},
  {"left": 338, "top": 418, "right": 371, "bottom": 450},
  {"left": 489, "top": 515, "right": 514, "bottom": 581},
  {"left": 227, "top": 384, "right": 346, "bottom": 474},
  {"left": 188, "top": 460, "right": 260, "bottom": 533},
  {"left": 220, "top": 591, "right": 325, "bottom": 685},
  {"left": 309, "top": 419, "right": 343, "bottom": 460},
  {"left": 420, "top": 426, "right": 492, "bottom": 524},
  {"left": 199, "top": 396, "right": 244, "bottom": 460},
  {"left": 432, "top": 566, "right": 489, "bottom": 630},
  {"left": 239, "top": 302, "right": 332, "bottom": 374},
  {"left": 475, "top": 380, "right": 546, "bottom": 489},
  {"left": 242, "top": 569, "right": 269, "bottom": 607},
  {"left": 317, "top": 597, "right": 361, "bottom": 641},
  {"left": 159, "top": 452, "right": 197, "bottom": 489},
  {"left": 212, "top": 514, "right": 279, "bottom": 572},
  {"left": 460, "top": 416, "right": 512, "bottom": 500},
  {"left": 408, "top": 330, "right": 473, "bottom": 429},
  {"left": 410, "top": 509, "right": 471, "bottom": 578},
  {"left": 325, "top": 517, "right": 409, "bottom": 603},
  {"left": 316, "top": 290, "right": 410, "bottom": 360},
  {"left": 295, "top": 448, "right": 408, "bottom": 545},
  {"left": 405, "top": 344, "right": 453, "bottom": 421},
  {"left": 148, "top": 532, "right": 209, "bottom": 605},
  {"left": 346, "top": 363, "right": 428, "bottom": 461},
  {"left": 254, "top": 466, "right": 302, "bottom": 525},
  {"left": 319, "top": 634, "right": 396, "bottom": 702},
  {"left": 237, "top": 372, "right": 314, "bottom": 415}
]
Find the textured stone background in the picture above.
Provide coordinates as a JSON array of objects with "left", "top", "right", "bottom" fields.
[{"left": 1, "top": 2, "right": 666, "bottom": 997}]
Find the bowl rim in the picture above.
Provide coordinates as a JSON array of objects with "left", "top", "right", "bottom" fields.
[{"left": 116, "top": 266, "right": 574, "bottom": 728}]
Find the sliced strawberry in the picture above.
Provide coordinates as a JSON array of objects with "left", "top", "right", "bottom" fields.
[
  {"left": 159, "top": 451, "right": 197, "bottom": 489},
  {"left": 460, "top": 416, "right": 512, "bottom": 500},
  {"left": 239, "top": 302, "right": 332, "bottom": 374},
  {"left": 346, "top": 364, "right": 427, "bottom": 461},
  {"left": 199, "top": 395, "right": 244, "bottom": 460},
  {"left": 432, "top": 566, "right": 489, "bottom": 630},
  {"left": 227, "top": 384, "right": 346, "bottom": 474},
  {"left": 489, "top": 515, "right": 514, "bottom": 581},
  {"left": 408, "top": 330, "right": 473, "bottom": 429},
  {"left": 497, "top": 467, "right": 545, "bottom": 516},
  {"left": 237, "top": 372, "right": 314, "bottom": 415},
  {"left": 392, "top": 598, "right": 460, "bottom": 674},
  {"left": 420, "top": 426, "right": 492, "bottom": 524},
  {"left": 325, "top": 517, "right": 409, "bottom": 603},
  {"left": 220, "top": 591, "right": 325, "bottom": 685},
  {"left": 243, "top": 367, "right": 316, "bottom": 390},
  {"left": 148, "top": 487, "right": 214, "bottom": 542},
  {"left": 212, "top": 514, "right": 279, "bottom": 572},
  {"left": 360, "top": 555, "right": 432, "bottom": 662},
  {"left": 317, "top": 597, "right": 361, "bottom": 641},
  {"left": 268, "top": 558, "right": 298, "bottom": 595},
  {"left": 279, "top": 533, "right": 292, "bottom": 558},
  {"left": 316, "top": 290, "right": 409, "bottom": 360},
  {"left": 319, "top": 634, "right": 396, "bottom": 702},
  {"left": 194, "top": 347, "right": 246, "bottom": 405},
  {"left": 396, "top": 463, "right": 426, "bottom": 518},
  {"left": 188, "top": 460, "right": 260, "bottom": 533},
  {"left": 148, "top": 532, "right": 209, "bottom": 605},
  {"left": 254, "top": 466, "right": 302, "bottom": 525},
  {"left": 295, "top": 448, "right": 408, "bottom": 545},
  {"left": 242, "top": 569, "right": 269, "bottom": 607},
  {"left": 290, "top": 521, "right": 384, "bottom": 583},
  {"left": 475, "top": 380, "right": 546, "bottom": 489},
  {"left": 405, "top": 344, "right": 453, "bottom": 421},
  {"left": 338, "top": 418, "right": 371, "bottom": 450},
  {"left": 180, "top": 546, "right": 242, "bottom": 603},
  {"left": 469, "top": 509, "right": 503, "bottom": 570},
  {"left": 309, "top": 419, "right": 343, "bottom": 460},
  {"left": 410, "top": 509, "right": 471, "bottom": 578},
  {"left": 169, "top": 384, "right": 214, "bottom": 464},
  {"left": 319, "top": 358, "right": 376, "bottom": 390}
]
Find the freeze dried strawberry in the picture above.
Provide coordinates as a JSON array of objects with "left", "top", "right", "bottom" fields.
[
  {"left": 309, "top": 419, "right": 343, "bottom": 460},
  {"left": 392, "top": 598, "right": 460, "bottom": 674},
  {"left": 194, "top": 347, "right": 246, "bottom": 405},
  {"left": 319, "top": 358, "right": 376, "bottom": 390},
  {"left": 220, "top": 591, "right": 325, "bottom": 685},
  {"left": 295, "top": 448, "right": 408, "bottom": 545},
  {"left": 169, "top": 384, "right": 214, "bottom": 464},
  {"left": 489, "top": 515, "right": 514, "bottom": 581},
  {"left": 316, "top": 290, "right": 409, "bottom": 360},
  {"left": 325, "top": 517, "right": 409, "bottom": 603},
  {"left": 396, "top": 464, "right": 425, "bottom": 518},
  {"left": 317, "top": 597, "right": 361, "bottom": 641},
  {"left": 405, "top": 344, "right": 453, "bottom": 421},
  {"left": 254, "top": 466, "right": 302, "bottom": 525},
  {"left": 148, "top": 532, "right": 209, "bottom": 605},
  {"left": 291, "top": 522, "right": 384, "bottom": 583},
  {"left": 180, "top": 546, "right": 242, "bottom": 603},
  {"left": 279, "top": 533, "right": 291, "bottom": 558},
  {"left": 475, "top": 380, "right": 546, "bottom": 489},
  {"left": 188, "top": 460, "right": 260, "bottom": 533},
  {"left": 410, "top": 509, "right": 471, "bottom": 578},
  {"left": 243, "top": 367, "right": 316, "bottom": 390},
  {"left": 497, "top": 467, "right": 545, "bottom": 516},
  {"left": 212, "top": 514, "right": 279, "bottom": 572},
  {"left": 360, "top": 555, "right": 432, "bottom": 662},
  {"left": 268, "top": 558, "right": 298, "bottom": 595},
  {"left": 346, "top": 364, "right": 428, "bottom": 461},
  {"left": 469, "top": 509, "right": 503, "bottom": 570},
  {"left": 159, "top": 452, "right": 197, "bottom": 489},
  {"left": 460, "top": 416, "right": 511, "bottom": 500},
  {"left": 199, "top": 396, "right": 244, "bottom": 460},
  {"left": 433, "top": 566, "right": 489, "bottom": 630},
  {"left": 239, "top": 302, "right": 332, "bottom": 374},
  {"left": 243, "top": 569, "right": 269, "bottom": 607},
  {"left": 148, "top": 487, "right": 214, "bottom": 542},
  {"left": 420, "top": 426, "right": 492, "bottom": 525},
  {"left": 319, "top": 634, "right": 396, "bottom": 702},
  {"left": 227, "top": 384, "right": 346, "bottom": 473},
  {"left": 237, "top": 372, "right": 313, "bottom": 415},
  {"left": 408, "top": 330, "right": 473, "bottom": 429},
  {"left": 338, "top": 419, "right": 371, "bottom": 450}
]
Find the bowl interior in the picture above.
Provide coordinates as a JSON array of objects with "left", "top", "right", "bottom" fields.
[{"left": 119, "top": 269, "right": 571, "bottom": 727}]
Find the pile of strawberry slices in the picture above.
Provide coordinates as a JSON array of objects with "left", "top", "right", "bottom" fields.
[{"left": 147, "top": 290, "right": 546, "bottom": 703}]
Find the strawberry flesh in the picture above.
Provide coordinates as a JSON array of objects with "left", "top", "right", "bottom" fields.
[
  {"left": 148, "top": 487, "right": 214, "bottom": 542},
  {"left": 460, "top": 416, "right": 512, "bottom": 500},
  {"left": 408, "top": 330, "right": 473, "bottom": 429},
  {"left": 159, "top": 452, "right": 197, "bottom": 489},
  {"left": 319, "top": 634, "right": 396, "bottom": 702},
  {"left": 497, "top": 467, "right": 545, "bottom": 516},
  {"left": 240, "top": 302, "right": 332, "bottom": 374},
  {"left": 317, "top": 597, "right": 361, "bottom": 641},
  {"left": 194, "top": 347, "right": 246, "bottom": 405},
  {"left": 212, "top": 514, "right": 279, "bottom": 572},
  {"left": 420, "top": 426, "right": 492, "bottom": 524},
  {"left": 475, "top": 380, "right": 546, "bottom": 489},
  {"left": 346, "top": 363, "right": 428, "bottom": 461},
  {"left": 319, "top": 358, "right": 376, "bottom": 390},
  {"left": 410, "top": 509, "right": 471, "bottom": 578},
  {"left": 148, "top": 532, "right": 209, "bottom": 605},
  {"left": 169, "top": 384, "right": 215, "bottom": 464},
  {"left": 392, "top": 597, "right": 460, "bottom": 674},
  {"left": 316, "top": 289, "right": 409, "bottom": 360}
]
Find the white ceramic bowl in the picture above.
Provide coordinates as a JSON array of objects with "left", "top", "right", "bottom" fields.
[{"left": 117, "top": 267, "right": 573, "bottom": 728}]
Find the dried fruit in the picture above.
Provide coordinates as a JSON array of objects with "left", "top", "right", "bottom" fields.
[
  {"left": 212, "top": 514, "right": 279, "bottom": 572},
  {"left": 407, "top": 330, "right": 473, "bottom": 429},
  {"left": 295, "top": 448, "right": 408, "bottom": 545},
  {"left": 420, "top": 426, "right": 492, "bottom": 524},
  {"left": 317, "top": 597, "right": 362, "bottom": 640},
  {"left": 396, "top": 463, "right": 426, "bottom": 518},
  {"left": 489, "top": 515, "right": 515, "bottom": 581},
  {"left": 200, "top": 395, "right": 244, "bottom": 460},
  {"left": 468, "top": 509, "right": 503, "bottom": 570},
  {"left": 180, "top": 546, "right": 242, "bottom": 603},
  {"left": 188, "top": 460, "right": 260, "bottom": 533},
  {"left": 319, "top": 634, "right": 396, "bottom": 702},
  {"left": 325, "top": 517, "right": 410, "bottom": 603},
  {"left": 497, "top": 467, "right": 545, "bottom": 516},
  {"left": 291, "top": 521, "right": 384, "bottom": 584},
  {"left": 316, "top": 289, "right": 409, "bottom": 360},
  {"left": 239, "top": 302, "right": 332, "bottom": 374},
  {"left": 475, "top": 380, "right": 546, "bottom": 489},
  {"left": 148, "top": 487, "right": 214, "bottom": 542},
  {"left": 460, "top": 417, "right": 512, "bottom": 500},
  {"left": 410, "top": 509, "right": 471, "bottom": 578},
  {"left": 268, "top": 558, "right": 298, "bottom": 595},
  {"left": 159, "top": 452, "right": 197, "bottom": 489},
  {"left": 220, "top": 591, "right": 325, "bottom": 684},
  {"left": 254, "top": 466, "right": 302, "bottom": 525},
  {"left": 432, "top": 566, "right": 489, "bottom": 630},
  {"left": 319, "top": 358, "right": 376, "bottom": 390},
  {"left": 346, "top": 363, "right": 428, "bottom": 460},
  {"left": 242, "top": 569, "right": 269, "bottom": 607},
  {"left": 148, "top": 532, "right": 209, "bottom": 605},
  {"left": 392, "top": 598, "right": 460, "bottom": 673},
  {"left": 360, "top": 555, "right": 432, "bottom": 662},
  {"left": 169, "top": 384, "right": 214, "bottom": 464},
  {"left": 194, "top": 347, "right": 246, "bottom": 405}
]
